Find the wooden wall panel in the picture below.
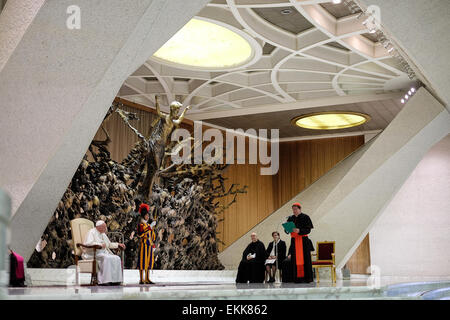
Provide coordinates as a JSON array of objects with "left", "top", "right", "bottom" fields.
[
  {"left": 217, "top": 136, "right": 365, "bottom": 251},
  {"left": 345, "top": 234, "right": 371, "bottom": 274},
  {"left": 216, "top": 161, "right": 279, "bottom": 252}
]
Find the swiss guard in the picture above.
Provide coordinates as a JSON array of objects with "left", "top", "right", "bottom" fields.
[{"left": 137, "top": 203, "right": 157, "bottom": 284}]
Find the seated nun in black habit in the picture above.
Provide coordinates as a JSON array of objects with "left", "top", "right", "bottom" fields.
[
  {"left": 235, "top": 232, "right": 266, "bottom": 283},
  {"left": 265, "top": 231, "right": 286, "bottom": 283}
]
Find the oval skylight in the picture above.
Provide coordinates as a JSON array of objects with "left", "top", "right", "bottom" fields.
[
  {"left": 152, "top": 19, "right": 254, "bottom": 70},
  {"left": 292, "top": 112, "right": 370, "bottom": 130}
]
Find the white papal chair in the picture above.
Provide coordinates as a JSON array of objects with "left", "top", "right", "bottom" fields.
[{"left": 70, "top": 218, "right": 101, "bottom": 286}]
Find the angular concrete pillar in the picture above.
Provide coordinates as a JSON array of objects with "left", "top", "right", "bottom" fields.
[
  {"left": 0, "top": 190, "right": 11, "bottom": 298},
  {"left": 0, "top": 0, "right": 209, "bottom": 260},
  {"left": 219, "top": 88, "right": 450, "bottom": 270}
]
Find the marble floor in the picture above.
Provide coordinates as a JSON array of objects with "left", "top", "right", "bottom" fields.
[
  {"left": 2, "top": 281, "right": 383, "bottom": 300},
  {"left": 2, "top": 269, "right": 450, "bottom": 300}
]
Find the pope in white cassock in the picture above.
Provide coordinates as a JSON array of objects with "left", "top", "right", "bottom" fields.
[{"left": 82, "top": 220, "right": 126, "bottom": 285}]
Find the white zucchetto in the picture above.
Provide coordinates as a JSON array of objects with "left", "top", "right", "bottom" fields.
[{"left": 96, "top": 220, "right": 106, "bottom": 227}]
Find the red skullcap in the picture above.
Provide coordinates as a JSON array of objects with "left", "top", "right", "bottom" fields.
[
  {"left": 138, "top": 203, "right": 150, "bottom": 213},
  {"left": 292, "top": 202, "right": 301, "bottom": 208}
]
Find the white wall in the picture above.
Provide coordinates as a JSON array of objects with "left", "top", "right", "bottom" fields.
[{"left": 370, "top": 134, "right": 450, "bottom": 277}]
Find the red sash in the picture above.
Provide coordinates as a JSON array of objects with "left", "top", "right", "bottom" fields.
[{"left": 291, "top": 233, "right": 308, "bottom": 278}]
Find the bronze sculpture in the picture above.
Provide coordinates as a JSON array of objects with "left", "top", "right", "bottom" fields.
[
  {"left": 140, "top": 97, "right": 191, "bottom": 201},
  {"left": 28, "top": 98, "right": 247, "bottom": 270},
  {"left": 117, "top": 96, "right": 191, "bottom": 202}
]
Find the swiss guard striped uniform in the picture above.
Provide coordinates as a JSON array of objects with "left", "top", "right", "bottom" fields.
[{"left": 137, "top": 220, "right": 156, "bottom": 283}]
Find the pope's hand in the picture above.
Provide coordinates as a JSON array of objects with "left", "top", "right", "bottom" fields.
[
  {"left": 119, "top": 243, "right": 126, "bottom": 249},
  {"left": 101, "top": 243, "right": 106, "bottom": 249}
]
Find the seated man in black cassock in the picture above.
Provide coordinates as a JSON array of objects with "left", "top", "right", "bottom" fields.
[
  {"left": 236, "top": 232, "right": 266, "bottom": 283},
  {"left": 281, "top": 202, "right": 315, "bottom": 283}
]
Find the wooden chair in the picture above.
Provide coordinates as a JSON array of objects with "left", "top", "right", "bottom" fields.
[
  {"left": 70, "top": 218, "right": 102, "bottom": 286},
  {"left": 311, "top": 241, "right": 336, "bottom": 283}
]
